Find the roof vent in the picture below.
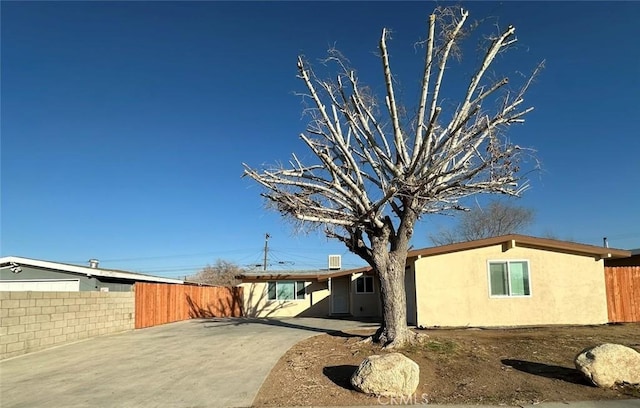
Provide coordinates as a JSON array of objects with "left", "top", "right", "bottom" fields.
[
  {"left": 88, "top": 259, "right": 99, "bottom": 269},
  {"left": 328, "top": 255, "right": 341, "bottom": 270}
]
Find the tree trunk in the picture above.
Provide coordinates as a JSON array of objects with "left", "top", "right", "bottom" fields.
[{"left": 370, "top": 226, "right": 416, "bottom": 348}]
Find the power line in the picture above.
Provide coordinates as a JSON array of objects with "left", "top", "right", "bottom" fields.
[{"left": 76, "top": 248, "right": 266, "bottom": 264}]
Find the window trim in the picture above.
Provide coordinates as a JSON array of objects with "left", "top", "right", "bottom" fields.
[
  {"left": 487, "top": 259, "right": 532, "bottom": 298},
  {"left": 355, "top": 275, "right": 375, "bottom": 295},
  {"left": 267, "top": 280, "right": 306, "bottom": 301}
]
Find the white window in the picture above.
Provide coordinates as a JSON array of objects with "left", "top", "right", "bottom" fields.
[
  {"left": 355, "top": 276, "right": 374, "bottom": 294},
  {"left": 267, "top": 281, "right": 306, "bottom": 300},
  {"left": 488, "top": 260, "right": 531, "bottom": 297}
]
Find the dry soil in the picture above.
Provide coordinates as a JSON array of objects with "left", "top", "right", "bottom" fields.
[{"left": 254, "top": 323, "right": 640, "bottom": 406}]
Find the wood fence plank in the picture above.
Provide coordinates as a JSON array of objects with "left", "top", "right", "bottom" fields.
[
  {"left": 133, "top": 283, "right": 244, "bottom": 329},
  {"left": 605, "top": 266, "right": 640, "bottom": 322}
]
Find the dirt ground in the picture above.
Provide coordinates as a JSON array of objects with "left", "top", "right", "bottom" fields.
[{"left": 254, "top": 323, "right": 640, "bottom": 406}]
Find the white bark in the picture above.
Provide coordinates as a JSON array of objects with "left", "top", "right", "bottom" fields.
[{"left": 243, "top": 7, "right": 541, "bottom": 347}]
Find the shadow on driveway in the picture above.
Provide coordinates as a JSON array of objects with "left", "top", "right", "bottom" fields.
[{"left": 198, "top": 316, "right": 380, "bottom": 338}]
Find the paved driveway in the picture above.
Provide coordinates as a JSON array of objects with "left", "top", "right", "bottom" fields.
[{"left": 0, "top": 317, "right": 378, "bottom": 408}]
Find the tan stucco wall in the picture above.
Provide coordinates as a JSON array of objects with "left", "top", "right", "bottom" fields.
[
  {"left": 349, "top": 273, "right": 381, "bottom": 318},
  {"left": 241, "top": 281, "right": 330, "bottom": 318},
  {"left": 414, "top": 244, "right": 609, "bottom": 327}
]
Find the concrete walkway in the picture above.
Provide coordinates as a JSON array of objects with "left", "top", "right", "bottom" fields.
[{"left": 0, "top": 317, "right": 378, "bottom": 408}]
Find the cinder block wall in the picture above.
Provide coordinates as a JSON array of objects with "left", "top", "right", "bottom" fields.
[{"left": 0, "top": 291, "right": 135, "bottom": 360}]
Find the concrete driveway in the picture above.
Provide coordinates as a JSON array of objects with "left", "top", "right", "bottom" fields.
[{"left": 0, "top": 317, "right": 378, "bottom": 408}]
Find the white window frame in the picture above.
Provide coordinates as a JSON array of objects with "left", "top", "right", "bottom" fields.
[
  {"left": 267, "top": 281, "right": 306, "bottom": 301},
  {"left": 355, "top": 275, "right": 375, "bottom": 294},
  {"left": 487, "top": 259, "right": 532, "bottom": 298}
]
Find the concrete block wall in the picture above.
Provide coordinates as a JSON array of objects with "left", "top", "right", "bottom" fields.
[{"left": 0, "top": 291, "right": 135, "bottom": 360}]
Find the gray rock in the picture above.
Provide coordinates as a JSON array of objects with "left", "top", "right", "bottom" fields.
[
  {"left": 574, "top": 343, "right": 640, "bottom": 388},
  {"left": 350, "top": 352, "right": 420, "bottom": 397}
]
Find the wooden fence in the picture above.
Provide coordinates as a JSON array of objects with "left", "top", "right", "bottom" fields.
[
  {"left": 134, "top": 283, "right": 244, "bottom": 329},
  {"left": 604, "top": 266, "right": 640, "bottom": 323}
]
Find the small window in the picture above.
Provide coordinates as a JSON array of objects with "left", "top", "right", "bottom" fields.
[
  {"left": 489, "top": 261, "right": 530, "bottom": 297},
  {"left": 355, "top": 276, "right": 374, "bottom": 294},
  {"left": 296, "top": 281, "right": 306, "bottom": 299},
  {"left": 267, "top": 281, "right": 306, "bottom": 300}
]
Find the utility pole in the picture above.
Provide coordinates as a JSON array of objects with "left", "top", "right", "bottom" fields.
[{"left": 263, "top": 233, "right": 270, "bottom": 271}]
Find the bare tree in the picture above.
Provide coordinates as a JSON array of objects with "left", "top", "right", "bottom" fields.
[
  {"left": 189, "top": 260, "right": 243, "bottom": 287},
  {"left": 430, "top": 200, "right": 535, "bottom": 245},
  {"left": 243, "top": 7, "right": 542, "bottom": 348}
]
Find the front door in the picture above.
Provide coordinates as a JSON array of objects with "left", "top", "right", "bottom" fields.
[{"left": 331, "top": 276, "right": 350, "bottom": 314}]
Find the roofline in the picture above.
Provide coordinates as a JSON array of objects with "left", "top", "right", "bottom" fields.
[
  {"left": 407, "top": 234, "right": 631, "bottom": 260},
  {"left": 317, "top": 266, "right": 373, "bottom": 281},
  {"left": 0, "top": 256, "right": 185, "bottom": 285},
  {"left": 240, "top": 235, "right": 631, "bottom": 282},
  {"left": 240, "top": 274, "right": 326, "bottom": 282},
  {"left": 238, "top": 266, "right": 373, "bottom": 282},
  {"left": 182, "top": 280, "right": 222, "bottom": 287}
]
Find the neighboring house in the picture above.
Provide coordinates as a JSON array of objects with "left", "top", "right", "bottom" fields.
[
  {"left": 0, "top": 256, "right": 183, "bottom": 292},
  {"left": 239, "top": 234, "right": 631, "bottom": 327}
]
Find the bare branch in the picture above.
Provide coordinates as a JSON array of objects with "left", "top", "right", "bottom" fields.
[
  {"left": 430, "top": 200, "right": 535, "bottom": 245},
  {"left": 412, "top": 13, "right": 437, "bottom": 163},
  {"left": 380, "top": 28, "right": 409, "bottom": 168}
]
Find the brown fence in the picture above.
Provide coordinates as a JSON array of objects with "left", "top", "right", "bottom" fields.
[
  {"left": 604, "top": 266, "right": 640, "bottom": 323},
  {"left": 134, "top": 283, "right": 244, "bottom": 329}
]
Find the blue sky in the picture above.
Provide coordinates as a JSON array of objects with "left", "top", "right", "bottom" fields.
[{"left": 2, "top": 1, "right": 639, "bottom": 278}]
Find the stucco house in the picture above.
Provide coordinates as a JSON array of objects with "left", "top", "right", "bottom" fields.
[
  {"left": 0, "top": 256, "right": 184, "bottom": 291},
  {"left": 239, "top": 235, "right": 631, "bottom": 327},
  {"left": 240, "top": 266, "right": 380, "bottom": 319}
]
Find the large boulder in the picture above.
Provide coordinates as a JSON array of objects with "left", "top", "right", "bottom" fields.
[
  {"left": 574, "top": 343, "right": 640, "bottom": 388},
  {"left": 350, "top": 353, "right": 420, "bottom": 397}
]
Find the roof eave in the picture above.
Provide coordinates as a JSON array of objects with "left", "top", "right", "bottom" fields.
[
  {"left": 239, "top": 266, "right": 374, "bottom": 283},
  {"left": 407, "top": 234, "right": 632, "bottom": 260},
  {"left": 0, "top": 256, "right": 185, "bottom": 285}
]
